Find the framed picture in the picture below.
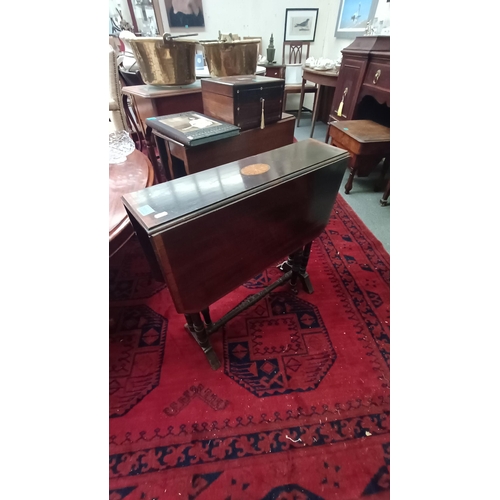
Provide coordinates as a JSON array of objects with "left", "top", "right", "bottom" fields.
[
  {"left": 165, "top": 0, "right": 205, "bottom": 28},
  {"left": 335, "top": 0, "right": 379, "bottom": 38},
  {"left": 284, "top": 8, "right": 319, "bottom": 42}
]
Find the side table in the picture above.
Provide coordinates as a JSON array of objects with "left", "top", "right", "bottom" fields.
[
  {"left": 262, "top": 64, "right": 286, "bottom": 79},
  {"left": 122, "top": 82, "right": 204, "bottom": 138},
  {"left": 298, "top": 68, "right": 338, "bottom": 138},
  {"left": 153, "top": 113, "right": 296, "bottom": 180},
  {"left": 326, "top": 119, "right": 389, "bottom": 204}
]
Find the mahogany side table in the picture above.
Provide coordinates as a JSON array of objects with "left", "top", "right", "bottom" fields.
[{"left": 326, "top": 119, "right": 390, "bottom": 205}]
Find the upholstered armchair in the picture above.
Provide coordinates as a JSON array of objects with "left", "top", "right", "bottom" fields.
[{"left": 109, "top": 44, "right": 128, "bottom": 132}]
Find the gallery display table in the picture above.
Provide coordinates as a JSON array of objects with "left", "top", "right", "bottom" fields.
[
  {"left": 150, "top": 113, "right": 296, "bottom": 181},
  {"left": 122, "top": 140, "right": 349, "bottom": 369}
]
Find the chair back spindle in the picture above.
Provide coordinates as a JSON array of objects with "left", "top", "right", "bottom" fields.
[{"left": 282, "top": 42, "right": 310, "bottom": 65}]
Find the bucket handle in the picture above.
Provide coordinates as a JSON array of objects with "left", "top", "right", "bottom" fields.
[{"left": 163, "top": 32, "right": 199, "bottom": 44}]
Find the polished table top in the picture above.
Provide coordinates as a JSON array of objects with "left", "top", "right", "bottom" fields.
[
  {"left": 121, "top": 81, "right": 202, "bottom": 98},
  {"left": 196, "top": 65, "right": 266, "bottom": 78},
  {"left": 121, "top": 67, "right": 267, "bottom": 99},
  {"left": 109, "top": 148, "right": 154, "bottom": 245},
  {"left": 122, "top": 139, "right": 348, "bottom": 235},
  {"left": 303, "top": 67, "right": 340, "bottom": 81}
]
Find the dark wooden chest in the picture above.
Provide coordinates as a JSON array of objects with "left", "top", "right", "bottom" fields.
[{"left": 201, "top": 75, "right": 285, "bottom": 131}]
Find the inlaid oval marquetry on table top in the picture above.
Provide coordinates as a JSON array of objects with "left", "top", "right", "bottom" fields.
[{"left": 109, "top": 149, "right": 154, "bottom": 257}]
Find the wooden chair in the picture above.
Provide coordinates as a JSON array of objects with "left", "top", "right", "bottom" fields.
[
  {"left": 109, "top": 44, "right": 128, "bottom": 132},
  {"left": 115, "top": 64, "right": 146, "bottom": 151},
  {"left": 326, "top": 119, "right": 390, "bottom": 205},
  {"left": 281, "top": 42, "right": 318, "bottom": 114}
]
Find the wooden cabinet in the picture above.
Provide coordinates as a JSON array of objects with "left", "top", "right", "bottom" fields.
[
  {"left": 359, "top": 56, "right": 390, "bottom": 109},
  {"left": 263, "top": 64, "right": 286, "bottom": 79},
  {"left": 331, "top": 59, "right": 366, "bottom": 120},
  {"left": 330, "top": 36, "right": 390, "bottom": 123},
  {"left": 365, "top": 61, "right": 390, "bottom": 91}
]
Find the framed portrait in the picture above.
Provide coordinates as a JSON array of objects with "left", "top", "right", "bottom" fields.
[
  {"left": 284, "top": 8, "right": 319, "bottom": 42},
  {"left": 335, "top": 0, "right": 379, "bottom": 38},
  {"left": 165, "top": 0, "right": 205, "bottom": 28}
]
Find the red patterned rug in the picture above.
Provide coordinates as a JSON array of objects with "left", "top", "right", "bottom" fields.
[{"left": 109, "top": 194, "right": 390, "bottom": 500}]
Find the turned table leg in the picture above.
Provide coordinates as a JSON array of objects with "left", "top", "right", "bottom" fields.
[
  {"left": 380, "top": 179, "right": 390, "bottom": 206},
  {"left": 201, "top": 307, "right": 213, "bottom": 327},
  {"left": 289, "top": 249, "right": 303, "bottom": 294},
  {"left": 379, "top": 155, "right": 390, "bottom": 206},
  {"left": 297, "top": 77, "right": 306, "bottom": 127},
  {"left": 284, "top": 242, "right": 314, "bottom": 294},
  {"left": 344, "top": 171, "right": 356, "bottom": 194},
  {"left": 344, "top": 155, "right": 357, "bottom": 194},
  {"left": 298, "top": 241, "right": 314, "bottom": 293},
  {"left": 145, "top": 126, "right": 165, "bottom": 184},
  {"left": 185, "top": 312, "right": 221, "bottom": 370},
  {"left": 374, "top": 155, "right": 390, "bottom": 192},
  {"left": 310, "top": 85, "right": 321, "bottom": 139}
]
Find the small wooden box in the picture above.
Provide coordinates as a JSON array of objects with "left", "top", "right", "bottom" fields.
[{"left": 201, "top": 75, "right": 285, "bottom": 131}]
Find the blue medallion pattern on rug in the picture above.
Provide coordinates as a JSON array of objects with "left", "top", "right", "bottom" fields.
[
  {"left": 223, "top": 292, "right": 336, "bottom": 397},
  {"left": 109, "top": 305, "right": 168, "bottom": 417}
]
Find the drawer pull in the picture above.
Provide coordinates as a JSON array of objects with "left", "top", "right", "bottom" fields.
[{"left": 373, "top": 70, "right": 381, "bottom": 84}]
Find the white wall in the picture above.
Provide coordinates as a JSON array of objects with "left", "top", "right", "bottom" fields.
[
  {"left": 157, "top": 0, "right": 343, "bottom": 110},
  {"left": 137, "top": 0, "right": 390, "bottom": 60},
  {"left": 154, "top": 0, "right": 390, "bottom": 110},
  {"left": 159, "top": 0, "right": 340, "bottom": 60}
]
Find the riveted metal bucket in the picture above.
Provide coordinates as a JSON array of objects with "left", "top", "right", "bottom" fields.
[
  {"left": 128, "top": 34, "right": 198, "bottom": 86},
  {"left": 200, "top": 39, "right": 260, "bottom": 77}
]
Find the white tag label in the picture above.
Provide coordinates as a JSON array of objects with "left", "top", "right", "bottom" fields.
[{"left": 154, "top": 211, "right": 169, "bottom": 218}]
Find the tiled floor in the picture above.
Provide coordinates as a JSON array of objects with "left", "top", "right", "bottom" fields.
[{"left": 293, "top": 114, "right": 390, "bottom": 253}]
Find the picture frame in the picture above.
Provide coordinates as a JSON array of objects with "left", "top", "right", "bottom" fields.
[
  {"left": 165, "top": 0, "right": 205, "bottom": 28},
  {"left": 284, "top": 8, "right": 319, "bottom": 42},
  {"left": 335, "top": 0, "right": 379, "bottom": 38}
]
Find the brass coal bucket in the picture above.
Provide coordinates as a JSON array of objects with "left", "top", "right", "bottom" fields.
[
  {"left": 200, "top": 39, "right": 260, "bottom": 77},
  {"left": 128, "top": 33, "right": 198, "bottom": 86}
]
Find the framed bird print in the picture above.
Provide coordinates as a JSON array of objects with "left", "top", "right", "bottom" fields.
[
  {"left": 335, "top": 0, "right": 379, "bottom": 38},
  {"left": 284, "top": 8, "right": 319, "bottom": 42}
]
